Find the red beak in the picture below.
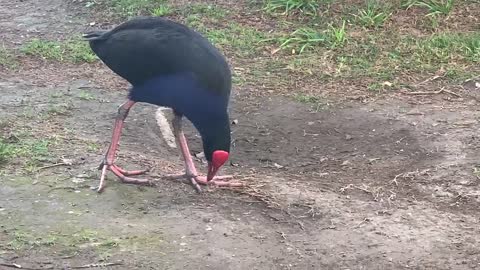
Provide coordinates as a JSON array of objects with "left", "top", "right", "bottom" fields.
[{"left": 207, "top": 162, "right": 219, "bottom": 182}]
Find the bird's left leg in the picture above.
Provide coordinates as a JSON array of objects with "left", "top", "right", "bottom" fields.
[
  {"left": 166, "top": 114, "right": 243, "bottom": 192},
  {"left": 97, "top": 100, "right": 152, "bottom": 192}
]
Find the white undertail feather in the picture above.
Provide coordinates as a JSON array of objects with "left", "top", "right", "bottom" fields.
[{"left": 155, "top": 107, "right": 177, "bottom": 149}]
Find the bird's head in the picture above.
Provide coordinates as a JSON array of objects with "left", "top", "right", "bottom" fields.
[
  {"left": 207, "top": 150, "right": 229, "bottom": 181},
  {"left": 202, "top": 128, "right": 230, "bottom": 181}
]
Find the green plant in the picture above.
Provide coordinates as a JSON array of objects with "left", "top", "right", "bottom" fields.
[
  {"left": 356, "top": 0, "right": 392, "bottom": 28},
  {"left": 328, "top": 20, "right": 347, "bottom": 48},
  {"left": 204, "top": 23, "right": 267, "bottom": 56},
  {"left": 404, "top": 0, "right": 455, "bottom": 16},
  {"left": 0, "top": 46, "right": 16, "bottom": 68},
  {"left": 111, "top": 0, "right": 167, "bottom": 17},
  {"left": 0, "top": 140, "right": 13, "bottom": 165},
  {"left": 263, "top": 0, "right": 319, "bottom": 16},
  {"left": 463, "top": 37, "right": 480, "bottom": 62},
  {"left": 151, "top": 4, "right": 173, "bottom": 16},
  {"left": 21, "top": 38, "right": 96, "bottom": 63},
  {"left": 279, "top": 28, "right": 327, "bottom": 53}
]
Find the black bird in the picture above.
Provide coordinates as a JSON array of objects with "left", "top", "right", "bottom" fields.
[{"left": 83, "top": 16, "right": 242, "bottom": 192}]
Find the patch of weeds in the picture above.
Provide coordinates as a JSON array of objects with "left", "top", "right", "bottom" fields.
[
  {"left": 294, "top": 94, "right": 328, "bottom": 110},
  {"left": 0, "top": 46, "right": 17, "bottom": 69},
  {"left": 86, "top": 141, "right": 101, "bottom": 152},
  {"left": 6, "top": 230, "right": 59, "bottom": 250},
  {"left": 182, "top": 3, "right": 228, "bottom": 20},
  {"left": 65, "top": 39, "right": 98, "bottom": 62},
  {"left": 204, "top": 23, "right": 268, "bottom": 56},
  {"left": 263, "top": 0, "right": 319, "bottom": 16},
  {"left": 151, "top": 4, "right": 173, "bottom": 17},
  {"left": 3, "top": 136, "right": 54, "bottom": 171},
  {"left": 45, "top": 102, "right": 74, "bottom": 117},
  {"left": 279, "top": 28, "right": 328, "bottom": 53},
  {"left": 0, "top": 140, "right": 14, "bottom": 165},
  {"left": 110, "top": 0, "right": 168, "bottom": 17},
  {"left": 444, "top": 68, "right": 477, "bottom": 82},
  {"left": 279, "top": 22, "right": 347, "bottom": 53},
  {"left": 403, "top": 0, "right": 455, "bottom": 16},
  {"left": 185, "top": 14, "right": 204, "bottom": 28},
  {"left": 328, "top": 20, "right": 347, "bottom": 48},
  {"left": 355, "top": 0, "right": 392, "bottom": 28},
  {"left": 77, "top": 90, "right": 96, "bottom": 101},
  {"left": 21, "top": 38, "right": 96, "bottom": 63},
  {"left": 415, "top": 33, "right": 480, "bottom": 63}
]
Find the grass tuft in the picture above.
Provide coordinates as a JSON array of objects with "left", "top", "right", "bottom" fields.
[
  {"left": 21, "top": 38, "right": 97, "bottom": 63},
  {"left": 355, "top": 0, "right": 392, "bottom": 28},
  {"left": 403, "top": 0, "right": 455, "bottom": 16},
  {"left": 263, "top": 0, "right": 319, "bottom": 16},
  {"left": 151, "top": 4, "right": 173, "bottom": 17},
  {"left": 0, "top": 140, "right": 14, "bottom": 165},
  {"left": 0, "top": 46, "right": 17, "bottom": 69},
  {"left": 278, "top": 21, "right": 347, "bottom": 53}
]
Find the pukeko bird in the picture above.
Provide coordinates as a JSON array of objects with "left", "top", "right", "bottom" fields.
[{"left": 83, "top": 16, "right": 242, "bottom": 192}]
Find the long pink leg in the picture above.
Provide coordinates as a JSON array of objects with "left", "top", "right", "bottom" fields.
[
  {"left": 166, "top": 114, "right": 243, "bottom": 192},
  {"left": 97, "top": 100, "right": 152, "bottom": 192}
]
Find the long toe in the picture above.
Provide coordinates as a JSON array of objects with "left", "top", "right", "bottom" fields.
[
  {"left": 110, "top": 165, "right": 155, "bottom": 186},
  {"left": 112, "top": 164, "right": 150, "bottom": 176}
]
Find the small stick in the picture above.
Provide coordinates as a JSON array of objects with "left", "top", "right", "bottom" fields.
[
  {"left": 0, "top": 263, "right": 54, "bottom": 270},
  {"left": 97, "top": 164, "right": 108, "bottom": 193},
  {"left": 403, "top": 88, "right": 461, "bottom": 97},
  {"left": 0, "top": 263, "right": 22, "bottom": 269},
  {"left": 34, "top": 162, "right": 69, "bottom": 172},
  {"left": 71, "top": 262, "right": 124, "bottom": 269}
]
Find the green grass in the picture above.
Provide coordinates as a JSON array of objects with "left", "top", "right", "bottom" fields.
[
  {"left": 294, "top": 93, "right": 328, "bottom": 110},
  {"left": 0, "top": 134, "right": 54, "bottom": 170},
  {"left": 21, "top": 38, "right": 97, "bottom": 63},
  {"left": 77, "top": 90, "right": 96, "bottom": 101},
  {"left": 278, "top": 21, "right": 347, "bottom": 53},
  {"left": 183, "top": 3, "right": 228, "bottom": 20},
  {"left": 403, "top": 0, "right": 455, "bottom": 16},
  {"left": 0, "top": 46, "right": 16, "bottom": 68},
  {"left": 203, "top": 23, "right": 268, "bottom": 56},
  {"left": 110, "top": 0, "right": 168, "bottom": 17},
  {"left": 151, "top": 4, "right": 173, "bottom": 17},
  {"left": 263, "top": 0, "right": 321, "bottom": 16},
  {"left": 355, "top": 0, "right": 392, "bottom": 28},
  {"left": 415, "top": 33, "right": 480, "bottom": 63},
  {"left": 0, "top": 140, "right": 14, "bottom": 165}
]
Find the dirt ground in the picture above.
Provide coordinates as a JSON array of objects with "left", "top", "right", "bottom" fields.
[{"left": 1, "top": 0, "right": 480, "bottom": 269}]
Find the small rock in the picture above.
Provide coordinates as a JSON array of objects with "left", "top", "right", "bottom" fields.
[
  {"left": 273, "top": 163, "right": 284, "bottom": 169},
  {"left": 232, "top": 119, "right": 239, "bottom": 125},
  {"left": 383, "top": 81, "right": 393, "bottom": 87},
  {"left": 345, "top": 134, "right": 352, "bottom": 140},
  {"left": 195, "top": 152, "right": 205, "bottom": 159},
  {"left": 206, "top": 226, "right": 212, "bottom": 231},
  {"left": 72, "top": 178, "right": 86, "bottom": 184}
]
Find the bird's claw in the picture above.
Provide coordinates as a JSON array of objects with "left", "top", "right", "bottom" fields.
[{"left": 97, "top": 162, "right": 153, "bottom": 193}]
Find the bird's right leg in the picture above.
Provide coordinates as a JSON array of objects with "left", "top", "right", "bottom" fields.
[{"left": 97, "top": 100, "right": 152, "bottom": 192}]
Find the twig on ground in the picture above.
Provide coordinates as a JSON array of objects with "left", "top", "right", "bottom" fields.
[
  {"left": 71, "top": 262, "right": 123, "bottom": 269},
  {"left": 0, "top": 262, "right": 54, "bottom": 270},
  {"left": 403, "top": 87, "right": 461, "bottom": 98}
]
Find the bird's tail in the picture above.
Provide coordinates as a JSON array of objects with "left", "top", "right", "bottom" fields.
[{"left": 82, "top": 30, "right": 108, "bottom": 41}]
